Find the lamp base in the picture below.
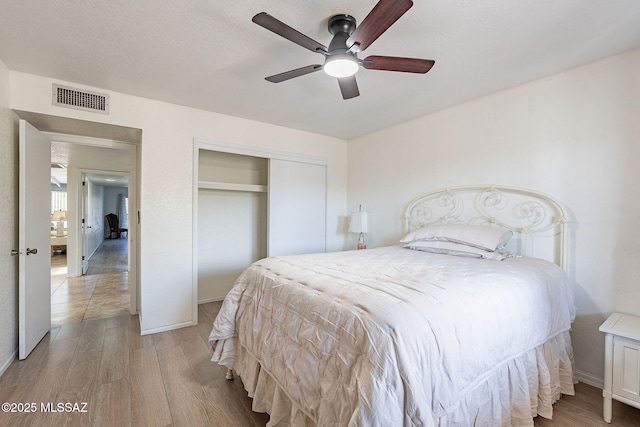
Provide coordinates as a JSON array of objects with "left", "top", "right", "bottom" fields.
[
  {"left": 56, "top": 221, "right": 65, "bottom": 237},
  {"left": 357, "top": 232, "right": 366, "bottom": 250}
]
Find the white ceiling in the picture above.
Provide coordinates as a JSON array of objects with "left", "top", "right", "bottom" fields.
[
  {"left": 85, "top": 173, "right": 128, "bottom": 188},
  {"left": 1, "top": 0, "right": 640, "bottom": 140},
  {"left": 50, "top": 164, "right": 128, "bottom": 188},
  {"left": 50, "top": 138, "right": 132, "bottom": 187}
]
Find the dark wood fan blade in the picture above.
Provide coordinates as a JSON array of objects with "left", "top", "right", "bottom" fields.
[
  {"left": 347, "top": 0, "right": 413, "bottom": 52},
  {"left": 363, "top": 55, "right": 435, "bottom": 73},
  {"left": 338, "top": 76, "right": 360, "bottom": 99},
  {"left": 253, "top": 12, "right": 328, "bottom": 54},
  {"left": 265, "top": 65, "right": 323, "bottom": 83}
]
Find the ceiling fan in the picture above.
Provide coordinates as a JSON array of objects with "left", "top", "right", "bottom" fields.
[{"left": 252, "top": 0, "right": 435, "bottom": 100}]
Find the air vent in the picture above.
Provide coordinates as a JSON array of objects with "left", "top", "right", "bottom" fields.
[{"left": 52, "top": 84, "right": 109, "bottom": 114}]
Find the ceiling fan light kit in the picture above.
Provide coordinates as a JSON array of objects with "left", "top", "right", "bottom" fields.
[
  {"left": 323, "top": 55, "right": 359, "bottom": 78},
  {"left": 252, "top": 0, "right": 434, "bottom": 100}
]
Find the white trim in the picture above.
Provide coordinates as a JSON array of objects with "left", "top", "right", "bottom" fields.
[
  {"left": 194, "top": 138, "right": 328, "bottom": 166},
  {"left": 198, "top": 296, "right": 226, "bottom": 304},
  {"left": 140, "top": 320, "right": 194, "bottom": 336},
  {"left": 192, "top": 142, "right": 200, "bottom": 326},
  {"left": 576, "top": 369, "right": 604, "bottom": 389},
  {"left": 198, "top": 181, "right": 267, "bottom": 193},
  {"left": 44, "top": 131, "right": 132, "bottom": 149}
]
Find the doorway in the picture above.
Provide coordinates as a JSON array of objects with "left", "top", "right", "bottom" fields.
[
  {"left": 13, "top": 110, "right": 142, "bottom": 328},
  {"left": 50, "top": 170, "right": 132, "bottom": 327}
]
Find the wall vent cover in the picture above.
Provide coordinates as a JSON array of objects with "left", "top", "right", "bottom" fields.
[{"left": 52, "top": 84, "right": 109, "bottom": 114}]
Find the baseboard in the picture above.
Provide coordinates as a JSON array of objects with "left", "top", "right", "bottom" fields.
[
  {"left": 198, "top": 296, "right": 225, "bottom": 304},
  {"left": 139, "top": 320, "right": 194, "bottom": 336},
  {"left": 0, "top": 349, "right": 17, "bottom": 378},
  {"left": 575, "top": 369, "right": 604, "bottom": 389}
]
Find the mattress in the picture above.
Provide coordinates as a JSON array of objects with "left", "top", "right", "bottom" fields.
[{"left": 209, "top": 246, "right": 576, "bottom": 426}]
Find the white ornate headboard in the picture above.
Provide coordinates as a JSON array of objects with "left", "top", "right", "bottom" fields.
[{"left": 403, "top": 185, "right": 570, "bottom": 271}]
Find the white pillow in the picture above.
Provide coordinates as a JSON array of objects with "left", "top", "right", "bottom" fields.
[
  {"left": 400, "top": 223, "right": 513, "bottom": 251},
  {"left": 405, "top": 240, "right": 511, "bottom": 261}
]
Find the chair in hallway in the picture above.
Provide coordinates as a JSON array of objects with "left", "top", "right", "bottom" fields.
[{"left": 106, "top": 213, "right": 128, "bottom": 239}]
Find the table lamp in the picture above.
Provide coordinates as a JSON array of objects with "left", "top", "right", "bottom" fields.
[
  {"left": 349, "top": 205, "right": 369, "bottom": 250},
  {"left": 51, "top": 210, "right": 67, "bottom": 237}
]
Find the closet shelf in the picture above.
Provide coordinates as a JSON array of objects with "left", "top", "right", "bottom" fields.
[{"left": 198, "top": 181, "right": 267, "bottom": 193}]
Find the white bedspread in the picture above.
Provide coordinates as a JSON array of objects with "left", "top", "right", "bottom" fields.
[{"left": 209, "top": 246, "right": 576, "bottom": 426}]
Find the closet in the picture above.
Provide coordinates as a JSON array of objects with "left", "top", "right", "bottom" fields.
[{"left": 194, "top": 140, "right": 327, "bottom": 303}]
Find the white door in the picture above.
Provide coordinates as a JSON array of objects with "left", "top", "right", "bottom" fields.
[
  {"left": 18, "top": 120, "right": 51, "bottom": 360},
  {"left": 268, "top": 159, "right": 326, "bottom": 256}
]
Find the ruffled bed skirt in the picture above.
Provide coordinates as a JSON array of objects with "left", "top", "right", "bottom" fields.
[{"left": 211, "top": 331, "right": 575, "bottom": 427}]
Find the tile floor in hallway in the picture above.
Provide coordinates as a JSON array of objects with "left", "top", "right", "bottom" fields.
[{"left": 50, "top": 238, "right": 129, "bottom": 327}]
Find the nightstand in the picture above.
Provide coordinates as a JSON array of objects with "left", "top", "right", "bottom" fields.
[{"left": 599, "top": 313, "right": 640, "bottom": 423}]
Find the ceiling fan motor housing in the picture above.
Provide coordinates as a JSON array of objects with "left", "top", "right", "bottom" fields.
[{"left": 327, "top": 14, "right": 357, "bottom": 54}]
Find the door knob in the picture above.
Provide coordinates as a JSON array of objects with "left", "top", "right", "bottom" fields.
[
  {"left": 26, "top": 248, "right": 37, "bottom": 255},
  {"left": 11, "top": 249, "right": 20, "bottom": 256}
]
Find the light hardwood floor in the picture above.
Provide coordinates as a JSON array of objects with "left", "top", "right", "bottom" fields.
[
  {"left": 0, "top": 303, "right": 269, "bottom": 426},
  {"left": 5, "top": 248, "right": 638, "bottom": 426},
  {"left": 535, "top": 384, "right": 640, "bottom": 426},
  {"left": 0, "top": 302, "right": 270, "bottom": 427},
  {"left": 1, "top": 299, "right": 640, "bottom": 426}
]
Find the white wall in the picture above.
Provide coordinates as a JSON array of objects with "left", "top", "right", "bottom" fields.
[
  {"left": 8, "top": 71, "right": 348, "bottom": 335},
  {"left": 103, "top": 185, "right": 128, "bottom": 236},
  {"left": 0, "top": 58, "right": 19, "bottom": 374},
  {"left": 348, "top": 48, "right": 640, "bottom": 384},
  {"left": 198, "top": 189, "right": 267, "bottom": 302}
]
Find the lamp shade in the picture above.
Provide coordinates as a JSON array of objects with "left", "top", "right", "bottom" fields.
[
  {"left": 51, "top": 210, "right": 67, "bottom": 221},
  {"left": 349, "top": 211, "right": 369, "bottom": 234}
]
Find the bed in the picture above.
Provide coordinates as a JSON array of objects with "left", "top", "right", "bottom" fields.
[{"left": 208, "top": 185, "right": 576, "bottom": 426}]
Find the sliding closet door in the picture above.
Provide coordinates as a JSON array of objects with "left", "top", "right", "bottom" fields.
[{"left": 268, "top": 159, "right": 326, "bottom": 256}]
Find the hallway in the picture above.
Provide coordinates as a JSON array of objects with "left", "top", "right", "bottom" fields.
[{"left": 51, "top": 239, "right": 129, "bottom": 327}]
